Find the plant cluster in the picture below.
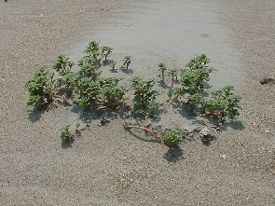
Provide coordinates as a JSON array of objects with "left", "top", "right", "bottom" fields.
[
  {"left": 26, "top": 68, "right": 60, "bottom": 109},
  {"left": 167, "top": 54, "right": 240, "bottom": 121},
  {"left": 132, "top": 77, "right": 160, "bottom": 118},
  {"left": 26, "top": 41, "right": 128, "bottom": 112},
  {"left": 26, "top": 41, "right": 242, "bottom": 150}
]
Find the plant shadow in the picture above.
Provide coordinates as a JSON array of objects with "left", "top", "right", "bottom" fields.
[
  {"left": 163, "top": 146, "right": 184, "bottom": 162},
  {"left": 28, "top": 109, "right": 44, "bottom": 123},
  {"left": 61, "top": 139, "right": 75, "bottom": 149},
  {"left": 201, "top": 134, "right": 216, "bottom": 146},
  {"left": 102, "top": 59, "right": 114, "bottom": 66},
  {"left": 120, "top": 68, "right": 134, "bottom": 75},
  {"left": 158, "top": 81, "right": 170, "bottom": 89}
]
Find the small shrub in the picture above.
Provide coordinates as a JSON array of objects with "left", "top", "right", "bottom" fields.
[
  {"left": 109, "top": 61, "right": 117, "bottom": 72},
  {"left": 53, "top": 55, "right": 74, "bottom": 76},
  {"left": 25, "top": 68, "right": 53, "bottom": 109},
  {"left": 189, "top": 93, "right": 205, "bottom": 114},
  {"left": 84, "top": 41, "right": 101, "bottom": 66},
  {"left": 169, "top": 69, "right": 178, "bottom": 83},
  {"left": 162, "top": 129, "right": 181, "bottom": 147},
  {"left": 75, "top": 77, "right": 101, "bottom": 109},
  {"left": 53, "top": 55, "right": 77, "bottom": 94},
  {"left": 101, "top": 80, "right": 127, "bottom": 109},
  {"left": 158, "top": 63, "right": 167, "bottom": 82},
  {"left": 60, "top": 125, "right": 74, "bottom": 144},
  {"left": 122, "top": 56, "right": 131, "bottom": 69},
  {"left": 170, "top": 54, "right": 212, "bottom": 101},
  {"left": 132, "top": 77, "right": 160, "bottom": 118},
  {"left": 203, "top": 86, "right": 241, "bottom": 121},
  {"left": 101, "top": 46, "right": 113, "bottom": 61},
  {"left": 78, "top": 56, "right": 98, "bottom": 80}
]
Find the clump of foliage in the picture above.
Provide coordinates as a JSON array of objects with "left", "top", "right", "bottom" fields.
[
  {"left": 101, "top": 46, "right": 113, "bottom": 62},
  {"left": 25, "top": 68, "right": 55, "bottom": 109},
  {"left": 78, "top": 56, "right": 98, "bottom": 81},
  {"left": 74, "top": 77, "right": 126, "bottom": 110},
  {"left": 100, "top": 78, "right": 127, "bottom": 109},
  {"left": 122, "top": 56, "right": 131, "bottom": 69},
  {"left": 53, "top": 55, "right": 77, "bottom": 95},
  {"left": 132, "top": 77, "right": 160, "bottom": 118},
  {"left": 169, "top": 69, "right": 178, "bottom": 83},
  {"left": 162, "top": 129, "right": 182, "bottom": 147},
  {"left": 84, "top": 41, "right": 101, "bottom": 67},
  {"left": 203, "top": 86, "right": 241, "bottom": 121},
  {"left": 158, "top": 63, "right": 167, "bottom": 82},
  {"left": 60, "top": 125, "right": 74, "bottom": 144},
  {"left": 109, "top": 61, "right": 117, "bottom": 72},
  {"left": 169, "top": 54, "right": 212, "bottom": 101},
  {"left": 180, "top": 54, "right": 212, "bottom": 95}
]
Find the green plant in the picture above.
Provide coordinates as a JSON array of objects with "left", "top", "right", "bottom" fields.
[
  {"left": 169, "top": 69, "right": 178, "bottom": 82},
  {"left": 189, "top": 93, "right": 205, "bottom": 114},
  {"left": 60, "top": 125, "right": 74, "bottom": 144},
  {"left": 53, "top": 55, "right": 77, "bottom": 94},
  {"left": 101, "top": 80, "right": 126, "bottom": 109},
  {"left": 53, "top": 55, "right": 74, "bottom": 76},
  {"left": 122, "top": 56, "right": 131, "bottom": 69},
  {"left": 203, "top": 86, "right": 241, "bottom": 121},
  {"left": 84, "top": 41, "right": 101, "bottom": 67},
  {"left": 26, "top": 68, "right": 54, "bottom": 109},
  {"left": 158, "top": 63, "right": 167, "bottom": 82},
  {"left": 78, "top": 56, "right": 98, "bottom": 80},
  {"left": 75, "top": 77, "right": 101, "bottom": 109},
  {"left": 109, "top": 61, "right": 117, "bottom": 72},
  {"left": 101, "top": 46, "right": 113, "bottom": 61},
  {"left": 132, "top": 77, "right": 160, "bottom": 118},
  {"left": 169, "top": 54, "right": 212, "bottom": 101},
  {"left": 162, "top": 129, "right": 181, "bottom": 147}
]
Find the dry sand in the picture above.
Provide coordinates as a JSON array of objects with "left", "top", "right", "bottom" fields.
[{"left": 0, "top": 0, "right": 274, "bottom": 205}]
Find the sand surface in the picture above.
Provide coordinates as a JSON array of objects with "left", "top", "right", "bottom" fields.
[{"left": 0, "top": 0, "right": 274, "bottom": 205}]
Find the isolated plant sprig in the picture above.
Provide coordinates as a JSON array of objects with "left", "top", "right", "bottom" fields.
[
  {"left": 60, "top": 125, "right": 74, "bottom": 144},
  {"left": 158, "top": 63, "right": 167, "bottom": 82},
  {"left": 162, "top": 129, "right": 182, "bottom": 148},
  {"left": 122, "top": 56, "right": 131, "bottom": 69}
]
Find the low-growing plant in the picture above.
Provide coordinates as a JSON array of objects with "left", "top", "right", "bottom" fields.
[
  {"left": 60, "top": 125, "right": 74, "bottom": 144},
  {"left": 162, "top": 129, "right": 181, "bottom": 147},
  {"left": 132, "top": 77, "right": 160, "bottom": 118},
  {"left": 189, "top": 93, "right": 205, "bottom": 114},
  {"left": 53, "top": 55, "right": 77, "bottom": 95},
  {"left": 158, "top": 63, "right": 167, "bottom": 82},
  {"left": 122, "top": 56, "right": 131, "bottom": 69},
  {"left": 26, "top": 68, "right": 55, "bottom": 109},
  {"left": 169, "top": 54, "right": 212, "bottom": 101},
  {"left": 53, "top": 55, "right": 74, "bottom": 76},
  {"left": 109, "top": 61, "right": 117, "bottom": 72},
  {"left": 78, "top": 56, "right": 98, "bottom": 80},
  {"left": 203, "top": 86, "right": 241, "bottom": 121},
  {"left": 169, "top": 69, "right": 178, "bottom": 82},
  {"left": 101, "top": 80, "right": 127, "bottom": 109},
  {"left": 84, "top": 41, "right": 101, "bottom": 66},
  {"left": 101, "top": 46, "right": 113, "bottom": 62},
  {"left": 75, "top": 77, "right": 101, "bottom": 109}
]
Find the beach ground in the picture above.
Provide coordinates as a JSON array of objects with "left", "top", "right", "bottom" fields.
[{"left": 0, "top": 0, "right": 274, "bottom": 205}]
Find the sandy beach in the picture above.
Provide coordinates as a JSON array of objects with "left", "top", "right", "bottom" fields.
[{"left": 0, "top": 0, "right": 274, "bottom": 205}]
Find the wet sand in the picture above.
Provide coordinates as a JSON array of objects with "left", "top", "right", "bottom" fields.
[{"left": 0, "top": 0, "right": 274, "bottom": 205}]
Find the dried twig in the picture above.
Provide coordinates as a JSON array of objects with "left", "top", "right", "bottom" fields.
[{"left": 123, "top": 122, "right": 162, "bottom": 142}]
